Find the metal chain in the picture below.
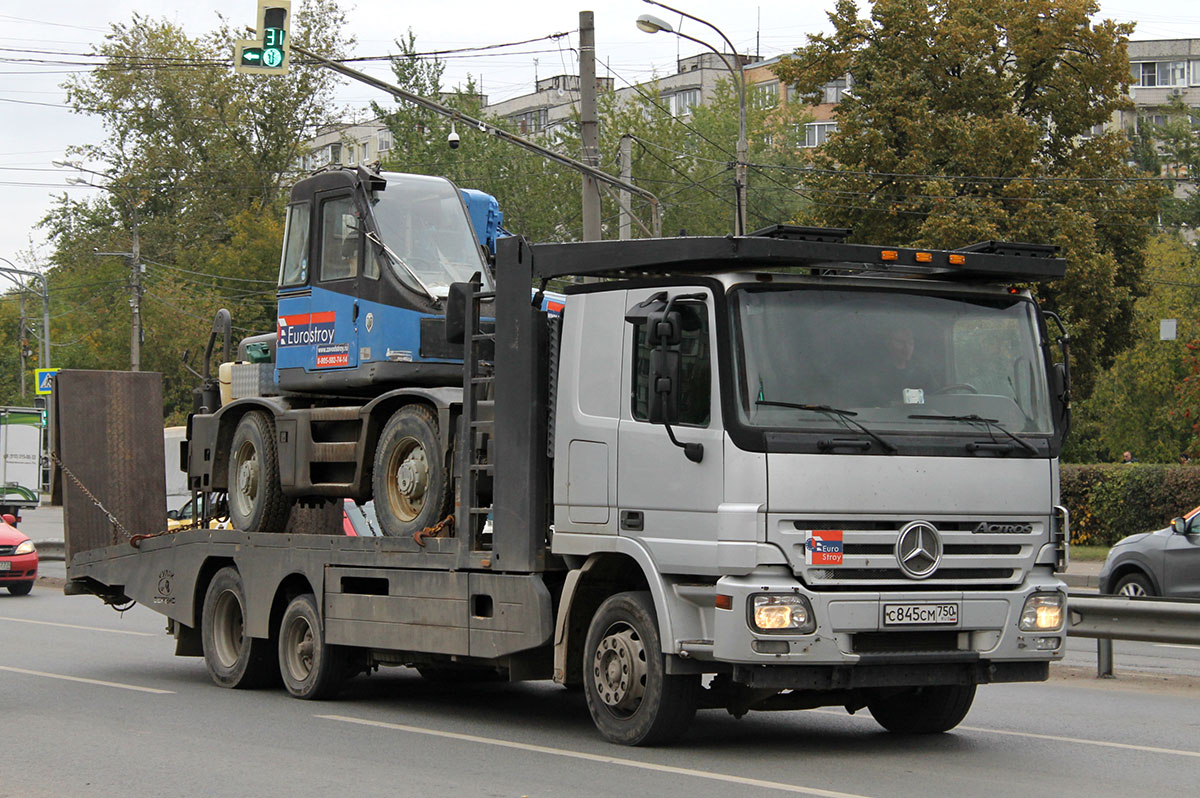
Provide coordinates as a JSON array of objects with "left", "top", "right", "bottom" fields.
[
  {"left": 48, "top": 449, "right": 131, "bottom": 540},
  {"left": 413, "top": 514, "right": 455, "bottom": 547}
]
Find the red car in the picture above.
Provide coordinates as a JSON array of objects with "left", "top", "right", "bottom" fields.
[{"left": 0, "top": 514, "right": 37, "bottom": 596}]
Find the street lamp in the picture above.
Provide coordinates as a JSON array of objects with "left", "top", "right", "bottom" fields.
[
  {"left": 54, "top": 160, "right": 143, "bottom": 372},
  {"left": 637, "top": 0, "right": 748, "bottom": 235}
]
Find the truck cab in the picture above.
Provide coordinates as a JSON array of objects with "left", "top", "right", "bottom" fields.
[{"left": 275, "top": 167, "right": 492, "bottom": 394}]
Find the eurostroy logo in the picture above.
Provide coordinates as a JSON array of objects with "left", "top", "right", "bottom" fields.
[
  {"left": 277, "top": 311, "right": 336, "bottom": 347},
  {"left": 805, "top": 530, "right": 844, "bottom": 566}
]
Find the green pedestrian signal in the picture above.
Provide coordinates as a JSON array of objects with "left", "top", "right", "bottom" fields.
[{"left": 234, "top": 1, "right": 291, "bottom": 75}]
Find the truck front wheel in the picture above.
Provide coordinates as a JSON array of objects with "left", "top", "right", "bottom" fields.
[
  {"left": 228, "top": 411, "right": 292, "bottom": 533},
  {"left": 867, "top": 684, "right": 976, "bottom": 733},
  {"left": 372, "top": 405, "right": 451, "bottom": 538},
  {"left": 279, "top": 593, "right": 346, "bottom": 700},
  {"left": 201, "top": 567, "right": 277, "bottom": 689},
  {"left": 582, "top": 591, "right": 699, "bottom": 746}
]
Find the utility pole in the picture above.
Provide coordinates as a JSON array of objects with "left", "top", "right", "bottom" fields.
[
  {"left": 580, "top": 10, "right": 602, "bottom": 242},
  {"left": 619, "top": 134, "right": 633, "bottom": 240},
  {"left": 129, "top": 208, "right": 142, "bottom": 372},
  {"left": 18, "top": 293, "right": 27, "bottom": 399}
]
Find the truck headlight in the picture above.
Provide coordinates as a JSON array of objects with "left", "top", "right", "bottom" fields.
[
  {"left": 750, "top": 594, "right": 816, "bottom": 634},
  {"left": 1019, "top": 593, "right": 1064, "bottom": 631},
  {"left": 14, "top": 540, "right": 35, "bottom": 555}
]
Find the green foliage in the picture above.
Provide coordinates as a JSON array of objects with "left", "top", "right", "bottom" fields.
[
  {"left": 773, "top": 0, "right": 1165, "bottom": 400},
  {"left": 1060, "top": 463, "right": 1200, "bottom": 544},
  {"left": 1065, "top": 234, "right": 1200, "bottom": 463}
]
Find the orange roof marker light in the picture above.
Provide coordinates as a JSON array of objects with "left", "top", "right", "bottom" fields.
[
  {"left": 881, "top": 250, "right": 899, "bottom": 262},
  {"left": 948, "top": 253, "right": 967, "bottom": 266},
  {"left": 915, "top": 252, "right": 933, "bottom": 263}
]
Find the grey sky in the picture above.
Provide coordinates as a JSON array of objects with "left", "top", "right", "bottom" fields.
[{"left": 1, "top": 1, "right": 1198, "bottom": 266}]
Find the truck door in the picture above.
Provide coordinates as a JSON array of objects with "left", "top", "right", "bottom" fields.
[
  {"left": 278, "top": 191, "right": 364, "bottom": 373},
  {"left": 616, "top": 288, "right": 724, "bottom": 573}
]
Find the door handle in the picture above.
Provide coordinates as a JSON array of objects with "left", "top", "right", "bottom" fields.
[
  {"left": 620, "top": 510, "right": 644, "bottom": 531},
  {"left": 352, "top": 302, "right": 360, "bottom": 323}
]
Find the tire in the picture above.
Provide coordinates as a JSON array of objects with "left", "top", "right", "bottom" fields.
[
  {"left": 1113, "top": 572, "right": 1155, "bottom": 598},
  {"left": 6, "top": 581, "right": 33, "bottom": 596},
  {"left": 582, "top": 591, "right": 699, "bottom": 746},
  {"left": 201, "top": 567, "right": 278, "bottom": 689},
  {"left": 227, "top": 411, "right": 292, "bottom": 533},
  {"left": 372, "top": 405, "right": 451, "bottom": 538},
  {"left": 867, "top": 684, "right": 976, "bottom": 734},
  {"left": 278, "top": 593, "right": 346, "bottom": 700}
]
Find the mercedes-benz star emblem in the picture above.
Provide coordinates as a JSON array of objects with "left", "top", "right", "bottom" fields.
[{"left": 895, "top": 521, "right": 942, "bottom": 579}]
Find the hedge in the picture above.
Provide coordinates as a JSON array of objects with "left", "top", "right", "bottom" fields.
[{"left": 1061, "top": 465, "right": 1200, "bottom": 546}]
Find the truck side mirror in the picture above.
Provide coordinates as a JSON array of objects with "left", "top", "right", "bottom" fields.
[
  {"left": 167, "top": 510, "right": 179, "bottom": 521},
  {"left": 445, "top": 281, "right": 473, "bottom": 345}
]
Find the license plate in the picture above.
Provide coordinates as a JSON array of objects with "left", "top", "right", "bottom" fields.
[
  {"left": 883, "top": 602, "right": 958, "bottom": 626},
  {"left": 0, "top": 561, "right": 10, "bottom": 571}
]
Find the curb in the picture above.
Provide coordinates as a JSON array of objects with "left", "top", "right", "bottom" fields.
[{"left": 1064, "top": 572, "right": 1100, "bottom": 589}]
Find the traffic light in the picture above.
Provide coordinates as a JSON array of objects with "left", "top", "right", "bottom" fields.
[
  {"left": 235, "top": 1, "right": 291, "bottom": 75},
  {"left": 33, "top": 396, "right": 47, "bottom": 427}
]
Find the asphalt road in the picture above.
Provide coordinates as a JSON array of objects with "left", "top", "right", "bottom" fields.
[{"left": 4, "top": 588, "right": 1200, "bottom": 798}]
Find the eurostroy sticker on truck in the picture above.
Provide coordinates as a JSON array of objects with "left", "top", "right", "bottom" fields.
[
  {"left": 277, "top": 311, "right": 336, "bottom": 347},
  {"left": 804, "top": 530, "right": 844, "bottom": 566}
]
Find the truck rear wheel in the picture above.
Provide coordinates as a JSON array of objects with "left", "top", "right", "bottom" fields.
[
  {"left": 372, "top": 405, "right": 451, "bottom": 538},
  {"left": 279, "top": 593, "right": 346, "bottom": 700},
  {"left": 582, "top": 591, "right": 699, "bottom": 746},
  {"left": 201, "top": 567, "right": 277, "bottom": 689},
  {"left": 867, "top": 684, "right": 976, "bottom": 733},
  {"left": 228, "top": 411, "right": 292, "bottom": 533}
]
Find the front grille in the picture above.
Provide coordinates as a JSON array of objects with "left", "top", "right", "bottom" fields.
[
  {"left": 0, "top": 545, "right": 16, "bottom": 556},
  {"left": 777, "top": 516, "right": 1042, "bottom": 589}
]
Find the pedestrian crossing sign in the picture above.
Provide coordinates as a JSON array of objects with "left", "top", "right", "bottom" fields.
[{"left": 35, "top": 368, "right": 58, "bottom": 395}]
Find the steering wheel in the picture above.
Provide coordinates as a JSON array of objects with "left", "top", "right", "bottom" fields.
[{"left": 935, "top": 383, "right": 979, "bottom": 395}]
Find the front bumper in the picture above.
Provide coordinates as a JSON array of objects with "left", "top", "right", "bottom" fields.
[
  {"left": 0, "top": 552, "right": 38, "bottom": 583},
  {"left": 704, "top": 568, "right": 1066, "bottom": 668}
]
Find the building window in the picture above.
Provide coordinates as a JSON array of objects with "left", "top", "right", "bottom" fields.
[
  {"left": 361, "top": 142, "right": 370, "bottom": 163},
  {"left": 823, "top": 77, "right": 849, "bottom": 104},
  {"left": 672, "top": 89, "right": 700, "bottom": 117},
  {"left": 328, "top": 143, "right": 342, "bottom": 164},
  {"left": 751, "top": 81, "right": 778, "bottom": 110},
  {"left": 512, "top": 108, "right": 548, "bottom": 134},
  {"left": 1131, "top": 61, "right": 1187, "bottom": 88},
  {"left": 377, "top": 130, "right": 392, "bottom": 152},
  {"left": 800, "top": 122, "right": 837, "bottom": 148},
  {"left": 1192, "top": 60, "right": 1200, "bottom": 87}
]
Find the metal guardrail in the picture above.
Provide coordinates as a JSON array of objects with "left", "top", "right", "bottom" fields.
[{"left": 1066, "top": 594, "right": 1200, "bottom": 676}]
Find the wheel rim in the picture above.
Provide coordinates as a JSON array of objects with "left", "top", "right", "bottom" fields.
[
  {"left": 592, "top": 623, "right": 648, "bottom": 716},
  {"left": 283, "top": 613, "right": 315, "bottom": 682},
  {"left": 384, "top": 435, "right": 429, "bottom": 523},
  {"left": 1119, "top": 581, "right": 1147, "bottom": 597},
  {"left": 232, "top": 438, "right": 260, "bottom": 519},
  {"left": 212, "top": 589, "right": 245, "bottom": 669}
]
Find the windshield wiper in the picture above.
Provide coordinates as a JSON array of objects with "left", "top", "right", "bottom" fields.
[
  {"left": 908, "top": 412, "right": 1038, "bottom": 455},
  {"left": 757, "top": 400, "right": 898, "bottom": 454},
  {"left": 366, "top": 229, "right": 438, "bottom": 301}
]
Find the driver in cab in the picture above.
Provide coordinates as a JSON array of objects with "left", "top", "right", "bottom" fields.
[{"left": 864, "top": 325, "right": 934, "bottom": 406}]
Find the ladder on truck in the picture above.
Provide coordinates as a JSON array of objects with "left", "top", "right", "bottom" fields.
[{"left": 457, "top": 274, "right": 495, "bottom": 566}]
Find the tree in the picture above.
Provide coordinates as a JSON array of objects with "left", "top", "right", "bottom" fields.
[
  {"left": 5, "top": 2, "right": 353, "bottom": 415},
  {"left": 1067, "top": 234, "right": 1200, "bottom": 462},
  {"left": 773, "top": 0, "right": 1165, "bottom": 399}
]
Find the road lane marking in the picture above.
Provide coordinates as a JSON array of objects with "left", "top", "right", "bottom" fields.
[
  {"left": 317, "top": 713, "right": 872, "bottom": 797},
  {"left": 813, "top": 709, "right": 1200, "bottom": 759},
  {"left": 958, "top": 725, "right": 1200, "bottom": 758},
  {"left": 1153, "top": 643, "right": 1200, "bottom": 650},
  {"left": 0, "top": 665, "right": 174, "bottom": 694},
  {"left": 0, "top": 616, "right": 155, "bottom": 636}
]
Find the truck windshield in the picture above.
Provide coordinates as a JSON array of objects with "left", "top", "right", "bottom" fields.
[
  {"left": 370, "top": 173, "right": 490, "bottom": 297},
  {"left": 732, "top": 285, "right": 1053, "bottom": 437}
]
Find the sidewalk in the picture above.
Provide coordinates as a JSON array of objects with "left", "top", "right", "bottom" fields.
[{"left": 1062, "top": 558, "right": 1102, "bottom": 591}]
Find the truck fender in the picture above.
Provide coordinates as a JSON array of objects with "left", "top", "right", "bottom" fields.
[
  {"left": 360, "top": 386, "right": 464, "bottom": 457},
  {"left": 190, "top": 397, "right": 290, "bottom": 492},
  {"left": 551, "top": 537, "right": 675, "bottom": 684}
]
